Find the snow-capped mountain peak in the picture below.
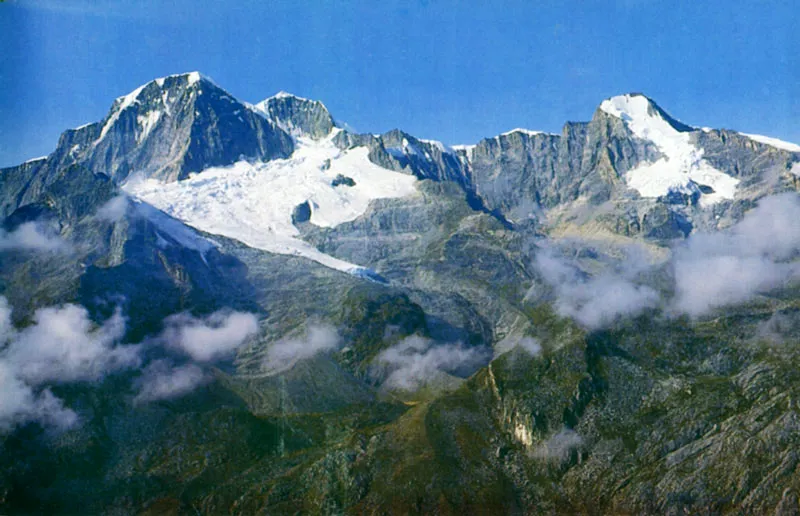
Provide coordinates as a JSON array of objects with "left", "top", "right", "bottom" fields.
[
  {"left": 267, "top": 90, "right": 312, "bottom": 102},
  {"left": 98, "top": 71, "right": 222, "bottom": 142},
  {"left": 600, "top": 93, "right": 694, "bottom": 133},
  {"left": 600, "top": 93, "right": 738, "bottom": 206}
]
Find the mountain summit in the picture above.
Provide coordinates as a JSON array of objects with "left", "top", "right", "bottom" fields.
[
  {"left": 599, "top": 93, "right": 695, "bottom": 133},
  {"left": 48, "top": 72, "right": 294, "bottom": 184}
]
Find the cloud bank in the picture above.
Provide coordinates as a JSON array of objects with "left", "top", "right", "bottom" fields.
[
  {"left": 0, "top": 297, "right": 136, "bottom": 431},
  {"left": 0, "top": 222, "right": 67, "bottom": 252},
  {"left": 161, "top": 310, "right": 259, "bottom": 362},
  {"left": 0, "top": 296, "right": 261, "bottom": 431},
  {"left": 133, "top": 360, "right": 208, "bottom": 404},
  {"left": 375, "top": 335, "right": 490, "bottom": 391},
  {"left": 533, "top": 193, "right": 800, "bottom": 327},
  {"left": 533, "top": 246, "right": 660, "bottom": 329},
  {"left": 262, "top": 323, "right": 341, "bottom": 374},
  {"left": 96, "top": 194, "right": 130, "bottom": 222},
  {"left": 672, "top": 193, "right": 800, "bottom": 316},
  {"left": 531, "top": 428, "right": 584, "bottom": 463},
  {"left": 495, "top": 335, "right": 542, "bottom": 356}
]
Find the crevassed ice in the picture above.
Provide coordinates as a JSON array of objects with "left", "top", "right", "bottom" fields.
[
  {"left": 600, "top": 94, "right": 739, "bottom": 207},
  {"left": 123, "top": 132, "right": 418, "bottom": 274}
]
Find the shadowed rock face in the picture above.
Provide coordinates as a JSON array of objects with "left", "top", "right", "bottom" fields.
[{"left": 28, "top": 73, "right": 294, "bottom": 185}]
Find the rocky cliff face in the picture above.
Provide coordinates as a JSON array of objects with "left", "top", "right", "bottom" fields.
[{"left": 253, "top": 91, "right": 336, "bottom": 139}]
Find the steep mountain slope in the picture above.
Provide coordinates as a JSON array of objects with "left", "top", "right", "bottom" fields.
[{"left": 1, "top": 72, "right": 800, "bottom": 514}]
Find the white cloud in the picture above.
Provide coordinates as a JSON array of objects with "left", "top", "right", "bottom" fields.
[
  {"left": 754, "top": 310, "right": 800, "bottom": 344},
  {"left": 0, "top": 297, "right": 136, "bottom": 431},
  {"left": 96, "top": 194, "right": 130, "bottom": 222},
  {"left": 375, "top": 335, "right": 489, "bottom": 391},
  {"left": 161, "top": 310, "right": 259, "bottom": 362},
  {"left": 0, "top": 363, "right": 77, "bottom": 432},
  {"left": 672, "top": 193, "right": 800, "bottom": 316},
  {"left": 531, "top": 428, "right": 583, "bottom": 462},
  {"left": 0, "top": 296, "right": 13, "bottom": 342},
  {"left": 496, "top": 335, "right": 542, "bottom": 356},
  {"left": 532, "top": 247, "right": 659, "bottom": 329},
  {"left": 515, "top": 336, "right": 542, "bottom": 355},
  {"left": 0, "top": 222, "right": 66, "bottom": 252},
  {"left": 6, "top": 305, "right": 138, "bottom": 385},
  {"left": 262, "top": 323, "right": 341, "bottom": 374},
  {"left": 133, "top": 360, "right": 207, "bottom": 404},
  {"left": 530, "top": 194, "right": 800, "bottom": 325},
  {"left": 0, "top": 295, "right": 262, "bottom": 425}
]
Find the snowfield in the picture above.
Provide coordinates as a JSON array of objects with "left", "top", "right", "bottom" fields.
[
  {"left": 601, "top": 94, "right": 739, "bottom": 207},
  {"left": 124, "top": 131, "right": 418, "bottom": 275}
]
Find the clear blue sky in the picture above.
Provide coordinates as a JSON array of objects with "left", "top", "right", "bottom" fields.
[{"left": 1, "top": 0, "right": 798, "bottom": 167}]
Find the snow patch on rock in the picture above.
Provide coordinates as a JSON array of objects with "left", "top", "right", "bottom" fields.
[
  {"left": 600, "top": 94, "right": 739, "bottom": 207},
  {"left": 500, "top": 128, "right": 556, "bottom": 138},
  {"left": 136, "top": 110, "right": 162, "bottom": 143}
]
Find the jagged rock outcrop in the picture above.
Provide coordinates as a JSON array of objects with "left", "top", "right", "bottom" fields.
[{"left": 253, "top": 91, "right": 336, "bottom": 139}]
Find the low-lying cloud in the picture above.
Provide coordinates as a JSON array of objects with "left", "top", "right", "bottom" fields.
[
  {"left": 161, "top": 310, "right": 259, "bottom": 362},
  {"left": 262, "top": 323, "right": 341, "bottom": 374},
  {"left": 0, "top": 361, "right": 78, "bottom": 432},
  {"left": 95, "top": 194, "right": 130, "bottom": 222},
  {"left": 533, "top": 193, "right": 800, "bottom": 327},
  {"left": 6, "top": 305, "right": 138, "bottom": 385},
  {"left": 133, "top": 360, "right": 208, "bottom": 404},
  {"left": 0, "top": 222, "right": 67, "bottom": 252},
  {"left": 0, "top": 296, "right": 261, "bottom": 431},
  {"left": 754, "top": 309, "right": 800, "bottom": 345},
  {"left": 531, "top": 427, "right": 584, "bottom": 463},
  {"left": 672, "top": 193, "right": 800, "bottom": 316},
  {"left": 375, "top": 335, "right": 490, "bottom": 391},
  {"left": 0, "top": 297, "right": 136, "bottom": 431},
  {"left": 495, "top": 335, "right": 542, "bottom": 356},
  {"left": 532, "top": 246, "right": 659, "bottom": 329}
]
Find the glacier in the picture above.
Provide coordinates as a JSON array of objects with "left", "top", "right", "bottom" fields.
[{"left": 124, "top": 129, "right": 418, "bottom": 276}]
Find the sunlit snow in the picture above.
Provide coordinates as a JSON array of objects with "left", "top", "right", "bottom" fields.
[
  {"left": 740, "top": 133, "right": 800, "bottom": 153},
  {"left": 600, "top": 94, "right": 739, "bottom": 207},
  {"left": 124, "top": 133, "right": 418, "bottom": 275},
  {"left": 451, "top": 144, "right": 475, "bottom": 161},
  {"left": 419, "top": 138, "right": 453, "bottom": 154},
  {"left": 136, "top": 110, "right": 162, "bottom": 143},
  {"left": 499, "top": 128, "right": 557, "bottom": 138}
]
